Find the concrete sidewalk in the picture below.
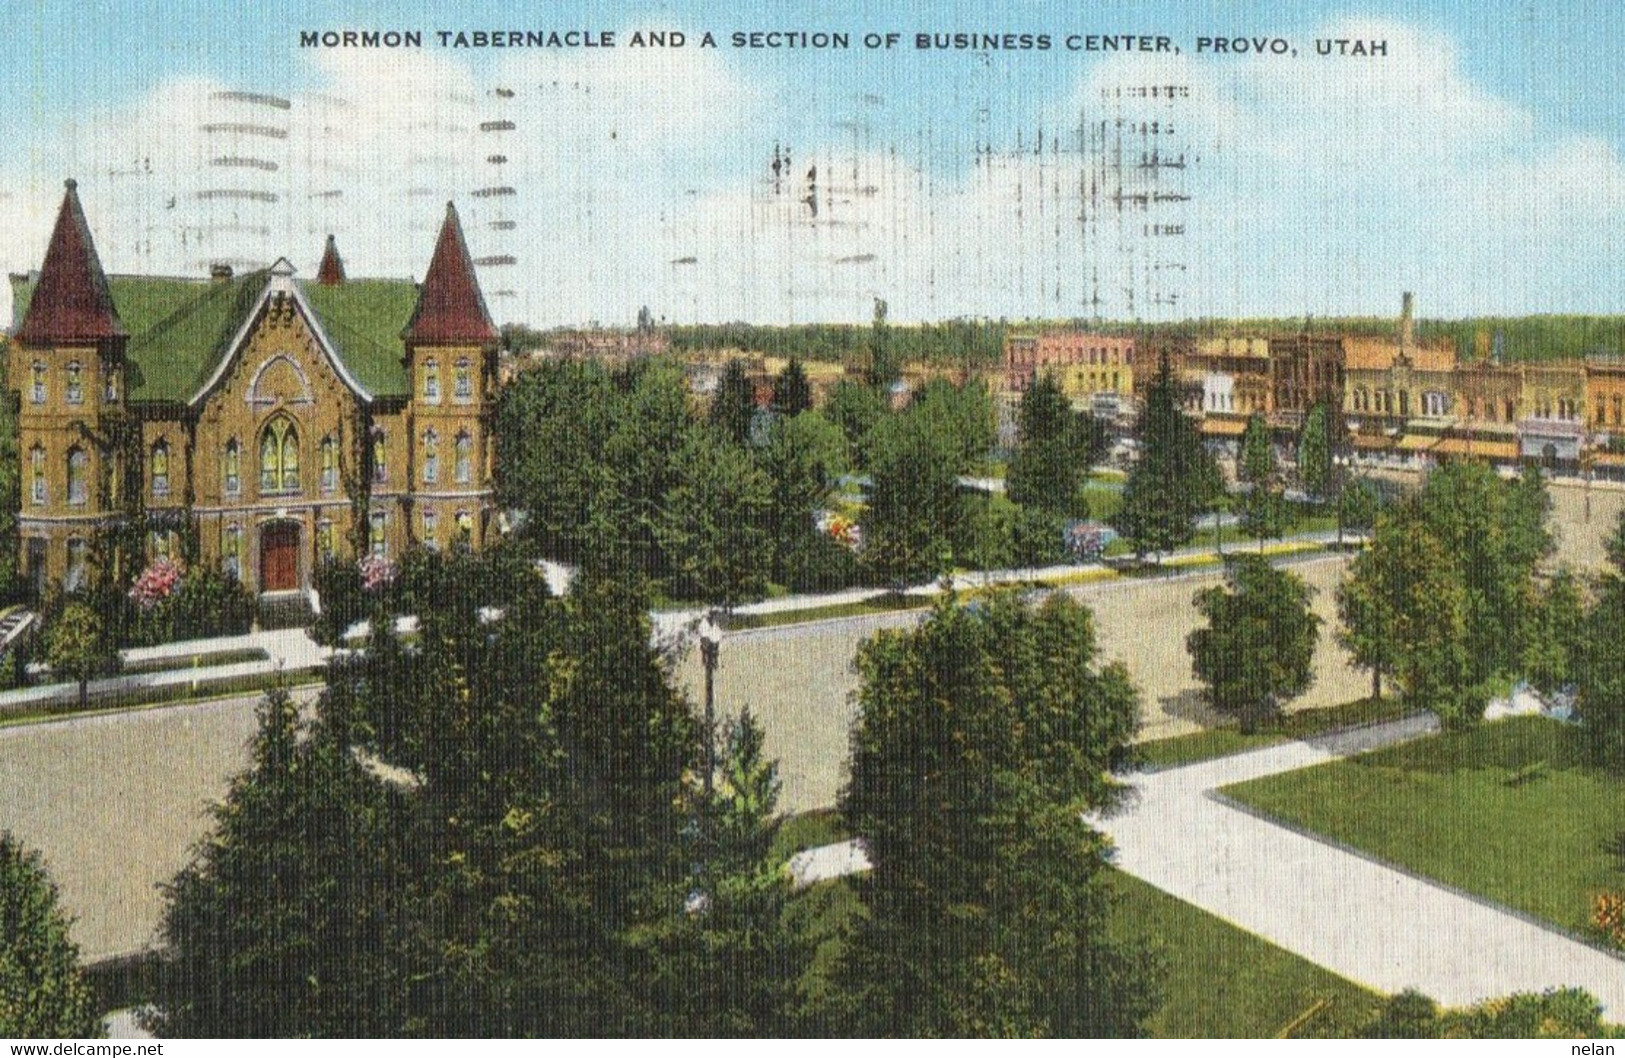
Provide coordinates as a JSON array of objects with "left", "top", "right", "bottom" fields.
[
  {"left": 1, "top": 627, "right": 331, "bottom": 714},
  {"left": 791, "top": 714, "right": 1625, "bottom": 1017}
]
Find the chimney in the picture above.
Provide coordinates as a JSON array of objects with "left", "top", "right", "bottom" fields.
[
  {"left": 210, "top": 262, "right": 234, "bottom": 284},
  {"left": 1400, "top": 292, "right": 1414, "bottom": 352}
]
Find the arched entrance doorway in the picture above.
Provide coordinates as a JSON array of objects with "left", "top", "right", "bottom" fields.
[{"left": 259, "top": 522, "right": 300, "bottom": 592}]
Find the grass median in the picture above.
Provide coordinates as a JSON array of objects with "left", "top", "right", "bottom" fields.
[
  {"left": 1219, "top": 715, "right": 1624, "bottom": 940},
  {"left": 1137, "top": 696, "right": 1422, "bottom": 770}
]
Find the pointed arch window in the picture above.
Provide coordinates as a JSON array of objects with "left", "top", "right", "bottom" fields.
[
  {"left": 223, "top": 524, "right": 242, "bottom": 579},
  {"left": 454, "top": 431, "right": 472, "bottom": 484},
  {"left": 454, "top": 358, "right": 473, "bottom": 402},
  {"left": 423, "top": 359, "right": 441, "bottom": 403},
  {"left": 224, "top": 439, "right": 241, "bottom": 496},
  {"left": 260, "top": 417, "right": 299, "bottom": 494},
  {"left": 30, "top": 362, "right": 46, "bottom": 405},
  {"left": 29, "top": 447, "right": 45, "bottom": 505},
  {"left": 372, "top": 429, "right": 388, "bottom": 485},
  {"left": 66, "top": 448, "right": 88, "bottom": 506},
  {"left": 422, "top": 429, "right": 439, "bottom": 484},
  {"left": 320, "top": 435, "right": 337, "bottom": 493},
  {"left": 317, "top": 519, "right": 336, "bottom": 560},
  {"left": 422, "top": 507, "right": 439, "bottom": 549},
  {"left": 150, "top": 441, "right": 170, "bottom": 498},
  {"left": 66, "top": 537, "right": 87, "bottom": 591},
  {"left": 65, "top": 361, "right": 82, "bottom": 405}
]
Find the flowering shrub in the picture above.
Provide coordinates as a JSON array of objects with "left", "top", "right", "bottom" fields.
[
  {"left": 1595, "top": 890, "right": 1625, "bottom": 947},
  {"left": 1065, "top": 522, "right": 1116, "bottom": 563},
  {"left": 128, "top": 558, "right": 183, "bottom": 611},
  {"left": 817, "top": 511, "right": 863, "bottom": 552},
  {"left": 359, "top": 554, "right": 398, "bottom": 592}
]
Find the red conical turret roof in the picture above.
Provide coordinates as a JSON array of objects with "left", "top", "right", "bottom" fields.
[
  {"left": 16, "top": 179, "right": 125, "bottom": 344},
  {"left": 316, "top": 233, "right": 346, "bottom": 286},
  {"left": 402, "top": 202, "right": 497, "bottom": 344}
]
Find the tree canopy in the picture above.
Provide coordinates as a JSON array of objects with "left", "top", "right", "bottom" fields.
[
  {"left": 0, "top": 834, "right": 101, "bottom": 1038},
  {"left": 1188, "top": 556, "right": 1321, "bottom": 732},
  {"left": 835, "top": 590, "right": 1157, "bottom": 1036},
  {"left": 1112, "top": 355, "right": 1220, "bottom": 558},
  {"left": 1007, "top": 373, "right": 1103, "bottom": 517}
]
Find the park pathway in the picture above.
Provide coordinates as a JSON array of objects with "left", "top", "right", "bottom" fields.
[{"left": 794, "top": 714, "right": 1625, "bottom": 1015}]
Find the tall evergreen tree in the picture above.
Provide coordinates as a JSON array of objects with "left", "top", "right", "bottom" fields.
[
  {"left": 149, "top": 688, "right": 414, "bottom": 1037},
  {"left": 1112, "top": 354, "right": 1220, "bottom": 558},
  {"left": 709, "top": 359, "right": 757, "bottom": 447},
  {"left": 835, "top": 591, "right": 1158, "bottom": 1037},
  {"left": 1237, "top": 412, "right": 1273, "bottom": 486},
  {"left": 770, "top": 357, "right": 814, "bottom": 417},
  {"left": 866, "top": 298, "right": 897, "bottom": 387},
  {"left": 1007, "top": 374, "right": 1102, "bottom": 517},
  {"left": 0, "top": 834, "right": 101, "bottom": 1038}
]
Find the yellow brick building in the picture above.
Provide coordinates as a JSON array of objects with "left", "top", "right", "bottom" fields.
[{"left": 8, "top": 181, "right": 500, "bottom": 598}]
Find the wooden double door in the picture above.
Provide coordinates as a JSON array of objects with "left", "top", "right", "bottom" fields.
[{"left": 259, "top": 523, "right": 300, "bottom": 592}]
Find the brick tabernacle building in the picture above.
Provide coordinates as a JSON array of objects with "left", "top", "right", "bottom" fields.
[{"left": 7, "top": 180, "right": 500, "bottom": 598}]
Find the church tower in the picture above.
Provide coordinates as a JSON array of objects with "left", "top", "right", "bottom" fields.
[
  {"left": 399, "top": 203, "right": 499, "bottom": 551},
  {"left": 10, "top": 180, "right": 129, "bottom": 594}
]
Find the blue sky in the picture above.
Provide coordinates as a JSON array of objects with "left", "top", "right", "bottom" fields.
[{"left": 3, "top": 0, "right": 1624, "bottom": 325}]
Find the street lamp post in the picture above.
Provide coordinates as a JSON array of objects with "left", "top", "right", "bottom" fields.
[{"left": 698, "top": 612, "right": 721, "bottom": 797}]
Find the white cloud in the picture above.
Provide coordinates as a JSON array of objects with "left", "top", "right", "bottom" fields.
[{"left": 5, "top": 14, "right": 1624, "bottom": 327}]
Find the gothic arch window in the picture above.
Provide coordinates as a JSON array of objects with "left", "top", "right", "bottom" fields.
[
  {"left": 224, "top": 439, "right": 241, "bottom": 496},
  {"left": 260, "top": 417, "right": 299, "bottom": 494},
  {"left": 151, "top": 442, "right": 170, "bottom": 498},
  {"left": 320, "top": 435, "right": 337, "bottom": 493},
  {"left": 66, "top": 447, "right": 87, "bottom": 506},
  {"left": 223, "top": 523, "right": 242, "bottom": 578},
  {"left": 66, "top": 537, "right": 87, "bottom": 591},
  {"left": 65, "top": 361, "right": 82, "bottom": 405},
  {"left": 29, "top": 446, "right": 45, "bottom": 505},
  {"left": 422, "top": 507, "right": 439, "bottom": 549},
  {"left": 422, "top": 429, "right": 439, "bottom": 485},
  {"left": 423, "top": 359, "right": 441, "bottom": 403},
  {"left": 372, "top": 429, "right": 388, "bottom": 485},
  {"left": 317, "top": 519, "right": 336, "bottom": 560},
  {"left": 31, "top": 362, "right": 46, "bottom": 405},
  {"left": 455, "top": 432, "right": 472, "bottom": 484},
  {"left": 454, "top": 358, "right": 473, "bottom": 402}
]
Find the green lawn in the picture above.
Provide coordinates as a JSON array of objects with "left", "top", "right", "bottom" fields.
[
  {"left": 777, "top": 812, "right": 1380, "bottom": 1037},
  {"left": 1138, "top": 697, "right": 1422, "bottom": 770},
  {"left": 1221, "top": 717, "right": 1625, "bottom": 937},
  {"left": 1105, "top": 870, "right": 1380, "bottom": 1038}
]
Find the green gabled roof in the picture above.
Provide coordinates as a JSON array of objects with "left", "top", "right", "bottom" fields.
[
  {"left": 10, "top": 271, "right": 420, "bottom": 403},
  {"left": 299, "top": 279, "right": 417, "bottom": 398},
  {"left": 123, "top": 272, "right": 266, "bottom": 402}
]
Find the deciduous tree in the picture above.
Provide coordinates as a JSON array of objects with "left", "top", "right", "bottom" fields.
[
  {"left": 1187, "top": 556, "right": 1321, "bottom": 732},
  {"left": 835, "top": 591, "right": 1157, "bottom": 1037}
]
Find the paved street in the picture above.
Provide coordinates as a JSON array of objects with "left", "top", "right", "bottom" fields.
[
  {"left": 0, "top": 689, "right": 314, "bottom": 961},
  {"left": 671, "top": 554, "right": 1369, "bottom": 812}
]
